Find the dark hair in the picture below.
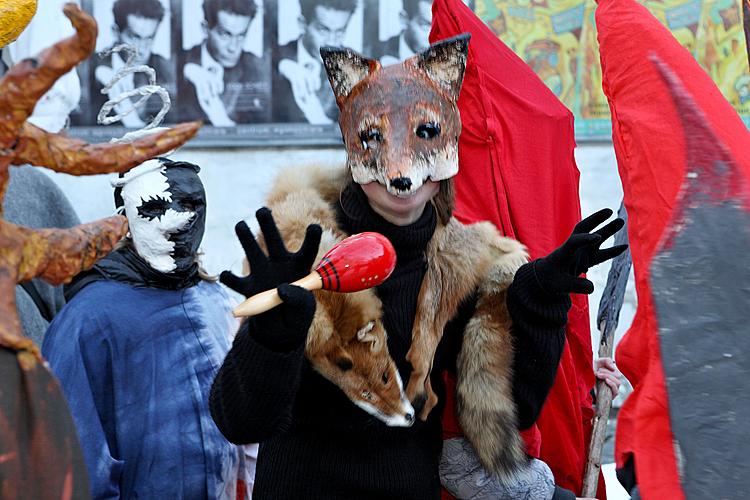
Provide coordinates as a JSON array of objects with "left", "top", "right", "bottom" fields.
[
  {"left": 402, "top": 0, "right": 430, "bottom": 19},
  {"left": 299, "top": 0, "right": 357, "bottom": 23},
  {"left": 432, "top": 178, "right": 454, "bottom": 226},
  {"left": 113, "top": 0, "right": 165, "bottom": 31},
  {"left": 203, "top": 0, "right": 258, "bottom": 28}
]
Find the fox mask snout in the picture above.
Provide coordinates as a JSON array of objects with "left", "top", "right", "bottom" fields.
[{"left": 321, "top": 34, "right": 471, "bottom": 196}]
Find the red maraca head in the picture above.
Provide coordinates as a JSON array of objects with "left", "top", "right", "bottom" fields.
[{"left": 315, "top": 232, "right": 396, "bottom": 292}]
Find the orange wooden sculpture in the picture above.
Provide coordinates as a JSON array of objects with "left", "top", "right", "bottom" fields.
[
  {"left": 0, "top": 3, "right": 200, "bottom": 370},
  {"left": 0, "top": 4, "right": 200, "bottom": 497}
]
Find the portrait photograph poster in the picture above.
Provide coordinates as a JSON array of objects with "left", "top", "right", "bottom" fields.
[{"left": 2, "top": 0, "right": 747, "bottom": 146}]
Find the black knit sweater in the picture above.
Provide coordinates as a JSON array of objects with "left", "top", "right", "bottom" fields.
[{"left": 209, "top": 185, "right": 572, "bottom": 499}]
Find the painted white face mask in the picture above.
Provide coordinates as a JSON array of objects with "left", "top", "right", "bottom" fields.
[{"left": 113, "top": 158, "right": 206, "bottom": 273}]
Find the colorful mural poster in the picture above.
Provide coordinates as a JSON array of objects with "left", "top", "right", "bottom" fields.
[{"left": 476, "top": 0, "right": 750, "bottom": 139}]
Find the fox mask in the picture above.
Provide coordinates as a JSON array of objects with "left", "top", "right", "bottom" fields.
[{"left": 321, "top": 34, "right": 470, "bottom": 196}]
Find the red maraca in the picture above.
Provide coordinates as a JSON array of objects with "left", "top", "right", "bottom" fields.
[{"left": 233, "top": 232, "right": 396, "bottom": 317}]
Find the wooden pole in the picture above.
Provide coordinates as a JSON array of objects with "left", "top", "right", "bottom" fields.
[
  {"left": 581, "top": 320, "right": 617, "bottom": 497},
  {"left": 581, "top": 202, "right": 631, "bottom": 498}
]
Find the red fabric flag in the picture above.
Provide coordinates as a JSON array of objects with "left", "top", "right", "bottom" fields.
[
  {"left": 596, "top": 0, "right": 750, "bottom": 497},
  {"left": 431, "top": 0, "right": 601, "bottom": 495}
]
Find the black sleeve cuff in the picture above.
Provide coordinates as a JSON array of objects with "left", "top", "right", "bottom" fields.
[
  {"left": 508, "top": 261, "right": 571, "bottom": 326},
  {"left": 244, "top": 284, "right": 316, "bottom": 352},
  {"left": 209, "top": 322, "right": 306, "bottom": 443},
  {"left": 246, "top": 310, "right": 309, "bottom": 353},
  {"left": 507, "top": 261, "right": 571, "bottom": 429}
]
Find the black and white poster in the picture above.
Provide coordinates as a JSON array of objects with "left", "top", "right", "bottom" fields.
[
  {"left": 10, "top": 0, "right": 443, "bottom": 146},
  {"left": 87, "top": 0, "right": 177, "bottom": 128}
]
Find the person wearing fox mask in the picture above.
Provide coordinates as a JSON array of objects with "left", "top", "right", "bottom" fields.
[
  {"left": 42, "top": 157, "right": 247, "bottom": 498},
  {"left": 210, "top": 34, "right": 626, "bottom": 499}
]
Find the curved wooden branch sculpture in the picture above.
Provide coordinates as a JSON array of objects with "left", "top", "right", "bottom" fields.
[
  {"left": 0, "top": 3, "right": 201, "bottom": 369},
  {"left": 0, "top": 6, "right": 200, "bottom": 496}
]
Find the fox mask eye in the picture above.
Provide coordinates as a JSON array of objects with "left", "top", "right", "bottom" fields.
[
  {"left": 359, "top": 129, "right": 382, "bottom": 150},
  {"left": 416, "top": 122, "right": 440, "bottom": 140}
]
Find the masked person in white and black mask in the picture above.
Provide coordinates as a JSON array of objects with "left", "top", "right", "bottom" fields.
[{"left": 43, "top": 158, "right": 246, "bottom": 499}]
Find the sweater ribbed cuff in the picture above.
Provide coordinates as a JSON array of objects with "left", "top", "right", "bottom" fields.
[
  {"left": 508, "top": 261, "right": 571, "bottom": 327},
  {"left": 507, "top": 261, "right": 571, "bottom": 429},
  {"left": 243, "top": 311, "right": 308, "bottom": 353},
  {"left": 233, "top": 319, "right": 306, "bottom": 359},
  {"left": 210, "top": 323, "right": 305, "bottom": 443}
]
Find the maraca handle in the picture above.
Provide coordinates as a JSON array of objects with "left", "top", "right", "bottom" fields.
[{"left": 232, "top": 272, "right": 322, "bottom": 318}]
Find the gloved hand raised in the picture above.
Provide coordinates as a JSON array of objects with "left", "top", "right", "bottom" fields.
[
  {"left": 220, "top": 208, "right": 322, "bottom": 348},
  {"left": 533, "top": 208, "right": 627, "bottom": 296},
  {"left": 221, "top": 208, "right": 322, "bottom": 297}
]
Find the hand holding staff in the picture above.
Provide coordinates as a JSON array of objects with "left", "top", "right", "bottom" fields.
[{"left": 581, "top": 203, "right": 632, "bottom": 498}]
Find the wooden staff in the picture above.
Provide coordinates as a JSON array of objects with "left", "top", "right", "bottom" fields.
[{"left": 581, "top": 202, "right": 632, "bottom": 498}]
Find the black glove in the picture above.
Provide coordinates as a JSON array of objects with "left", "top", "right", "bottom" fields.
[
  {"left": 533, "top": 208, "right": 628, "bottom": 296},
  {"left": 220, "top": 208, "right": 322, "bottom": 349},
  {"left": 221, "top": 207, "right": 322, "bottom": 297}
]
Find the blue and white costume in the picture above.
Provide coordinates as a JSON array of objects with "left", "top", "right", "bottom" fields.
[{"left": 43, "top": 275, "right": 241, "bottom": 499}]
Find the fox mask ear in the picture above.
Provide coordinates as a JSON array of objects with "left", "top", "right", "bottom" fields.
[
  {"left": 320, "top": 46, "right": 380, "bottom": 102},
  {"left": 414, "top": 33, "right": 471, "bottom": 102}
]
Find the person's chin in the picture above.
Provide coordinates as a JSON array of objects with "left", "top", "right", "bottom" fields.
[
  {"left": 388, "top": 190, "right": 421, "bottom": 205},
  {"left": 220, "top": 56, "right": 241, "bottom": 68}
]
